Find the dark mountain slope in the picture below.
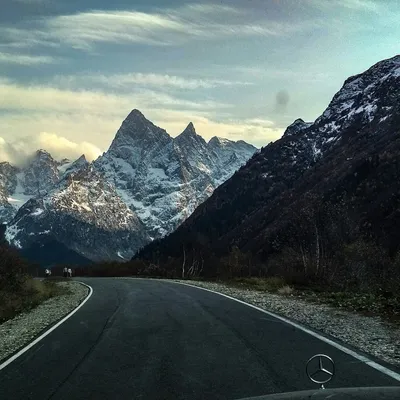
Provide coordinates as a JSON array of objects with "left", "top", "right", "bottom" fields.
[
  {"left": 20, "top": 238, "right": 91, "bottom": 267},
  {"left": 136, "top": 55, "right": 400, "bottom": 284}
]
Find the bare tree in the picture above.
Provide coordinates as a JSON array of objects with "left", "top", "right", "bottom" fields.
[{"left": 182, "top": 246, "right": 186, "bottom": 279}]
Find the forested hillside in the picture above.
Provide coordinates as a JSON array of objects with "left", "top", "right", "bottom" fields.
[{"left": 134, "top": 55, "right": 400, "bottom": 296}]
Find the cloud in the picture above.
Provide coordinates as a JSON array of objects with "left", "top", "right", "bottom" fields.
[
  {"left": 1, "top": 113, "right": 120, "bottom": 156},
  {"left": 0, "top": 133, "right": 101, "bottom": 165},
  {"left": 0, "top": 77, "right": 280, "bottom": 157},
  {"left": 11, "top": 0, "right": 49, "bottom": 3},
  {"left": 0, "top": 52, "right": 57, "bottom": 65},
  {"left": 233, "top": 66, "right": 332, "bottom": 83},
  {"left": 0, "top": 72, "right": 283, "bottom": 159},
  {"left": 54, "top": 73, "right": 252, "bottom": 90},
  {"left": 307, "top": 0, "right": 383, "bottom": 13},
  {"left": 176, "top": 4, "right": 241, "bottom": 15},
  {"left": 152, "top": 111, "right": 283, "bottom": 147},
  {"left": 0, "top": 4, "right": 315, "bottom": 50},
  {"left": 0, "top": 137, "right": 20, "bottom": 165},
  {"left": 0, "top": 27, "right": 59, "bottom": 50},
  {"left": 0, "top": 78, "right": 229, "bottom": 116},
  {"left": 0, "top": 77, "right": 237, "bottom": 156},
  {"left": 36, "top": 132, "right": 102, "bottom": 161}
]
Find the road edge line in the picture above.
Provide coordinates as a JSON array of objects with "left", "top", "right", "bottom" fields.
[
  {"left": 170, "top": 280, "right": 400, "bottom": 383},
  {"left": 0, "top": 281, "right": 93, "bottom": 371}
]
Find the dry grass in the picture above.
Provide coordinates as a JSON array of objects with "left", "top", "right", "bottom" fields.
[
  {"left": 227, "top": 276, "right": 288, "bottom": 293},
  {"left": 277, "top": 285, "right": 294, "bottom": 296},
  {"left": 297, "top": 289, "right": 400, "bottom": 319},
  {"left": 0, "top": 278, "right": 68, "bottom": 323}
]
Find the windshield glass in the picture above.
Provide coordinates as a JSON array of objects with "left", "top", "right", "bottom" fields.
[{"left": 0, "top": 1, "right": 399, "bottom": 399}]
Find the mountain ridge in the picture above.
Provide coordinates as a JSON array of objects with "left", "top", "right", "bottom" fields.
[
  {"left": 135, "top": 54, "right": 400, "bottom": 285},
  {"left": 2, "top": 111, "right": 256, "bottom": 262}
]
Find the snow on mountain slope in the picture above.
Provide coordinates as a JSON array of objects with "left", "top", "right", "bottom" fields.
[
  {"left": 0, "top": 162, "right": 19, "bottom": 222},
  {"left": 282, "top": 119, "right": 313, "bottom": 138},
  {"left": 135, "top": 55, "right": 400, "bottom": 269},
  {"left": 94, "top": 109, "right": 257, "bottom": 238},
  {"left": 0, "top": 151, "right": 88, "bottom": 223},
  {"left": 6, "top": 165, "right": 149, "bottom": 261},
  {"left": 208, "top": 136, "right": 258, "bottom": 184},
  {"left": 0, "top": 150, "right": 61, "bottom": 222},
  {"left": 61, "top": 155, "right": 89, "bottom": 176},
  {"left": 2, "top": 110, "right": 256, "bottom": 261},
  {"left": 174, "top": 122, "right": 217, "bottom": 174},
  {"left": 22, "top": 150, "right": 60, "bottom": 196}
]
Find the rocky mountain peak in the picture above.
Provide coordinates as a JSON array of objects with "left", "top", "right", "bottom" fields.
[
  {"left": 312, "top": 54, "right": 400, "bottom": 146},
  {"left": 2, "top": 108, "right": 257, "bottom": 262},
  {"left": 181, "top": 122, "right": 196, "bottom": 136},
  {"left": 108, "top": 109, "right": 171, "bottom": 161},
  {"left": 175, "top": 122, "right": 207, "bottom": 148},
  {"left": 118, "top": 109, "right": 164, "bottom": 137},
  {"left": 126, "top": 108, "right": 146, "bottom": 120},
  {"left": 6, "top": 161, "right": 149, "bottom": 261},
  {"left": 0, "top": 161, "right": 17, "bottom": 174},
  {"left": 22, "top": 149, "right": 60, "bottom": 196},
  {"left": 283, "top": 118, "right": 312, "bottom": 137},
  {"left": 76, "top": 154, "right": 87, "bottom": 163},
  {"left": 208, "top": 136, "right": 233, "bottom": 147},
  {"left": 60, "top": 154, "right": 89, "bottom": 178},
  {"left": 134, "top": 55, "right": 400, "bottom": 281},
  {"left": 35, "top": 149, "right": 52, "bottom": 159},
  {"left": 59, "top": 158, "right": 71, "bottom": 165}
]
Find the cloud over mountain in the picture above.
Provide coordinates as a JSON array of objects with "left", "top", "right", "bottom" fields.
[{"left": 0, "top": 133, "right": 101, "bottom": 165}]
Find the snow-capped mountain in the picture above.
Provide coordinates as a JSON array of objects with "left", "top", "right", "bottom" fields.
[
  {"left": 136, "top": 55, "right": 400, "bottom": 272},
  {"left": 2, "top": 110, "right": 256, "bottom": 261},
  {"left": 282, "top": 119, "right": 313, "bottom": 138},
  {"left": 58, "top": 155, "right": 89, "bottom": 176},
  {"left": 6, "top": 165, "right": 149, "bottom": 261},
  {"left": 208, "top": 136, "right": 258, "bottom": 184},
  {"left": 0, "top": 150, "right": 64, "bottom": 222},
  {"left": 94, "top": 109, "right": 257, "bottom": 237}
]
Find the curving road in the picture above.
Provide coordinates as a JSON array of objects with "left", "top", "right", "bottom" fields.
[{"left": 0, "top": 278, "right": 399, "bottom": 399}]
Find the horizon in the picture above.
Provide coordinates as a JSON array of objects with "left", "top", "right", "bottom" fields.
[
  {"left": 4, "top": 110, "right": 258, "bottom": 167},
  {"left": 1, "top": 0, "right": 399, "bottom": 163}
]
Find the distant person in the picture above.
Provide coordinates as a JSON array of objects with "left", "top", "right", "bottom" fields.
[
  {"left": 68, "top": 268, "right": 72, "bottom": 278},
  {"left": 45, "top": 269, "right": 51, "bottom": 277},
  {"left": 63, "top": 267, "right": 68, "bottom": 278}
]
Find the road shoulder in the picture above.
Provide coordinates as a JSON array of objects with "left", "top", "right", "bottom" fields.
[
  {"left": 174, "top": 280, "right": 400, "bottom": 369},
  {"left": 0, "top": 281, "right": 90, "bottom": 365}
]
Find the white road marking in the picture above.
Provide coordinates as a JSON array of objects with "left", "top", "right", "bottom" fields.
[
  {"left": 171, "top": 280, "right": 400, "bottom": 382},
  {"left": 0, "top": 281, "right": 93, "bottom": 371}
]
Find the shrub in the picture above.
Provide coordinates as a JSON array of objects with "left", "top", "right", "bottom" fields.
[
  {"left": 0, "top": 245, "right": 28, "bottom": 292},
  {"left": 277, "top": 285, "right": 294, "bottom": 295},
  {"left": 229, "top": 276, "right": 287, "bottom": 292},
  {"left": 0, "top": 277, "right": 67, "bottom": 323}
]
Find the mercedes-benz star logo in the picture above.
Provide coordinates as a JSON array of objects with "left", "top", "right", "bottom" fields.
[{"left": 306, "top": 354, "right": 335, "bottom": 389}]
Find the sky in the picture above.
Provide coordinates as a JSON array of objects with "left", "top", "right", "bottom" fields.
[{"left": 0, "top": 0, "right": 399, "bottom": 163}]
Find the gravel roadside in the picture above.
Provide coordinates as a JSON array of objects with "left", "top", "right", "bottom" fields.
[
  {"left": 175, "top": 280, "right": 400, "bottom": 368},
  {"left": 0, "top": 281, "right": 89, "bottom": 363}
]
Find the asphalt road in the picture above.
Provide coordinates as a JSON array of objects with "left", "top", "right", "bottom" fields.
[{"left": 0, "top": 278, "right": 398, "bottom": 399}]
